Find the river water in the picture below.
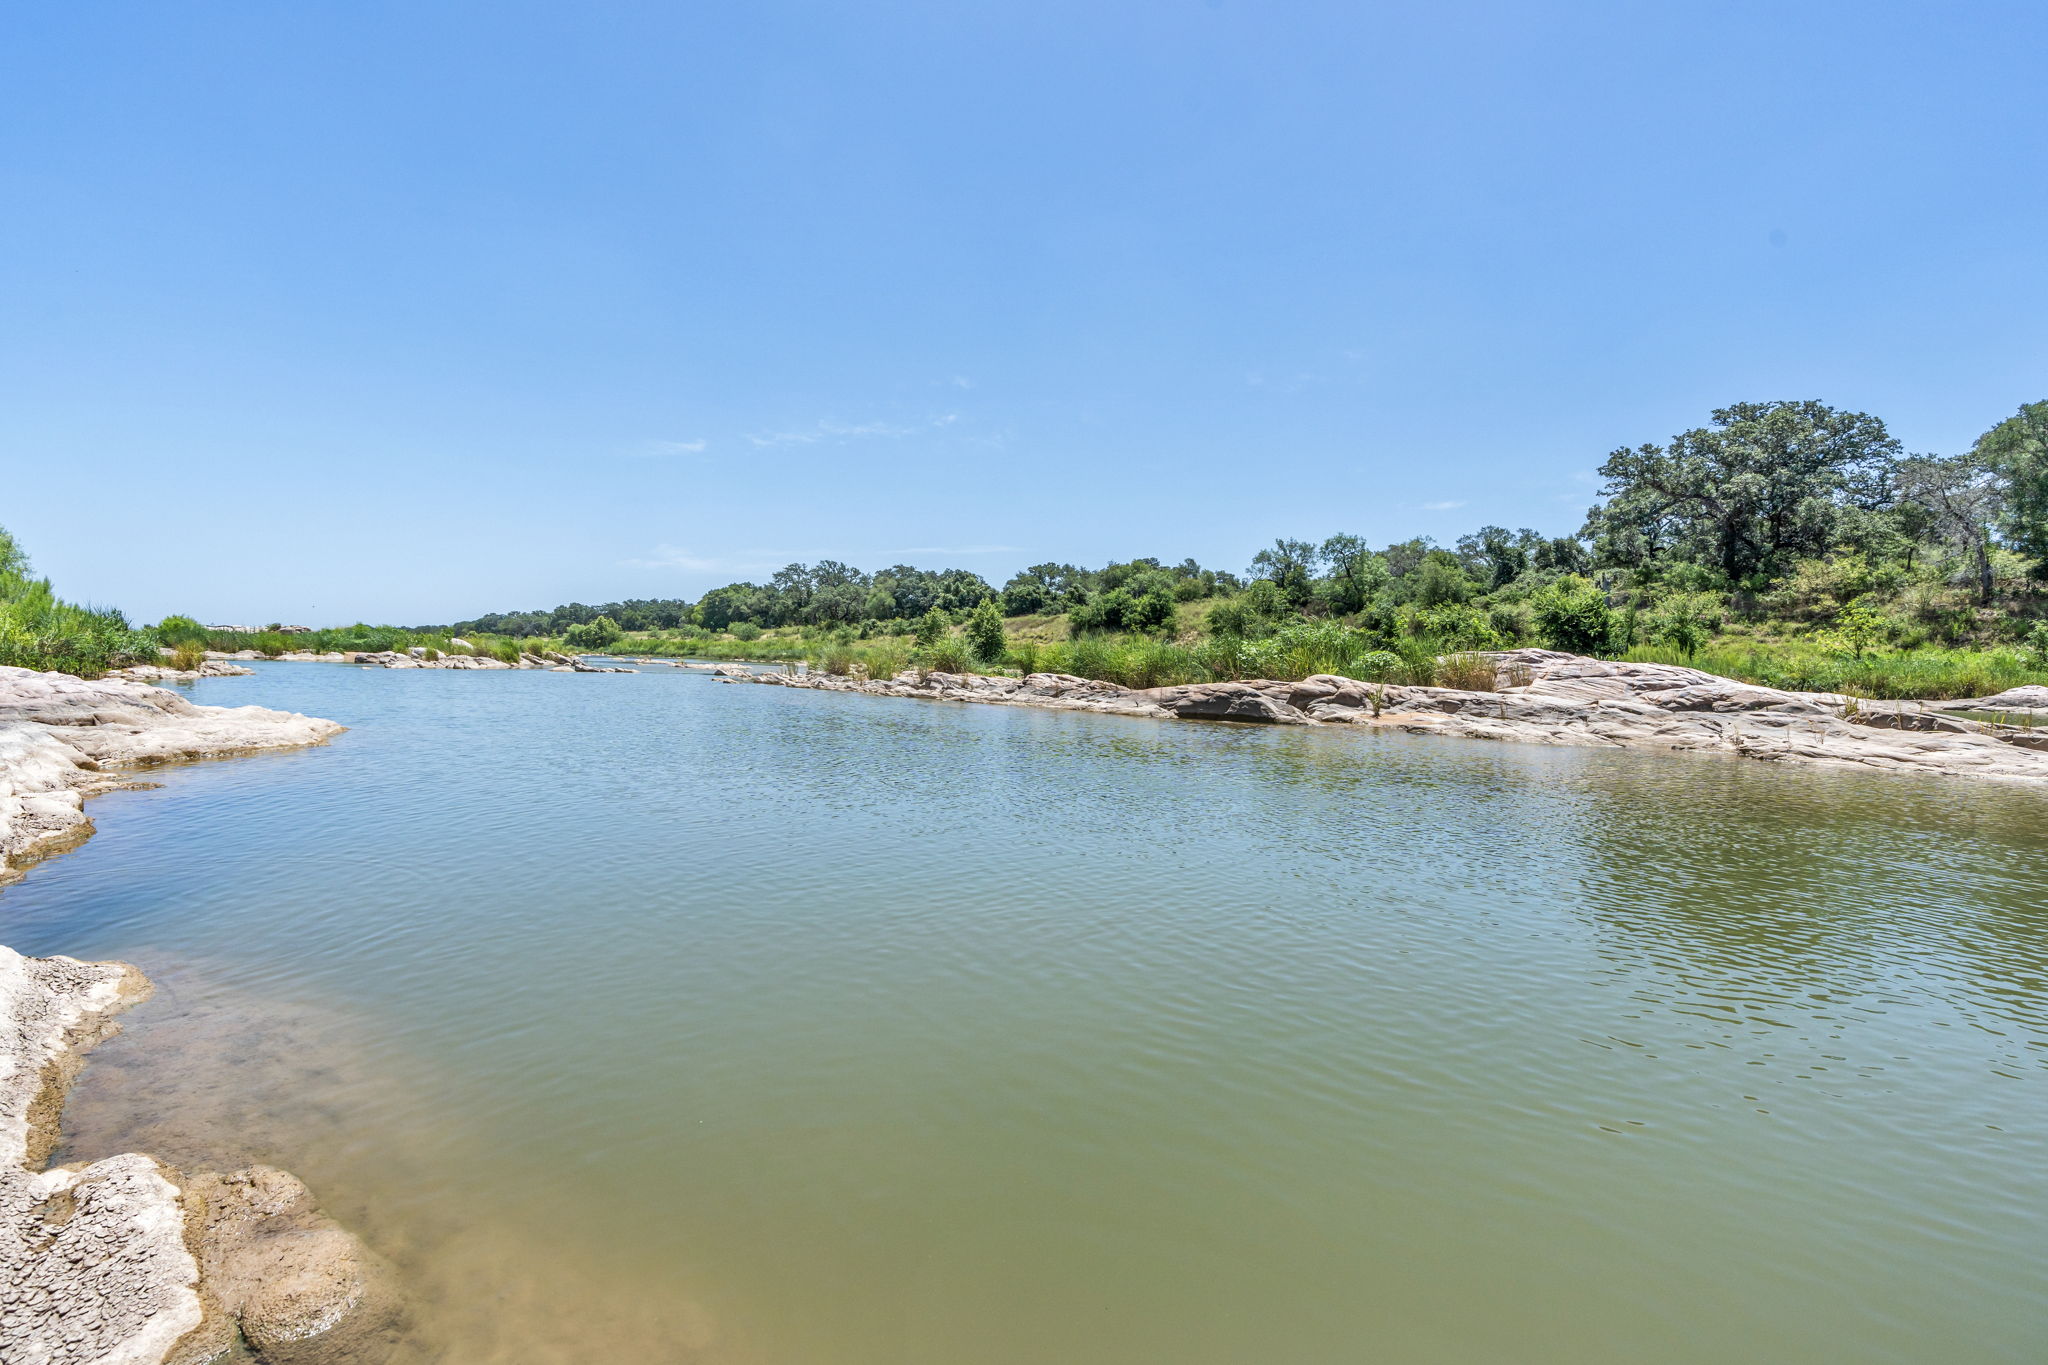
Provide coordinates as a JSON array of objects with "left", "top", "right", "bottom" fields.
[{"left": 5, "top": 663, "right": 2044, "bottom": 1363}]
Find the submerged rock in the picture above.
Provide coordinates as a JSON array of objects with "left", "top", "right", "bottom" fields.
[
  {"left": 108, "top": 662, "right": 257, "bottom": 683},
  {"left": 0, "top": 949, "right": 395, "bottom": 1365},
  {"left": 0, "top": 667, "right": 383, "bottom": 1361}
]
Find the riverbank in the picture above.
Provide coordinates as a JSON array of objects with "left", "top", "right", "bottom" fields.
[
  {"left": 0, "top": 664, "right": 387, "bottom": 1362},
  {"left": 732, "top": 648, "right": 2048, "bottom": 784}
]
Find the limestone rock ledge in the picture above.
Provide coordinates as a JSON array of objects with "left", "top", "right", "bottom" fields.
[
  {"left": 0, "top": 665, "right": 346, "bottom": 883},
  {"left": 0, "top": 947, "right": 394, "bottom": 1364},
  {"left": 732, "top": 650, "right": 2048, "bottom": 784}
]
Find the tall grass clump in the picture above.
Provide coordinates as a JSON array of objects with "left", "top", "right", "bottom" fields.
[
  {"left": 1433, "top": 653, "right": 1500, "bottom": 692},
  {"left": 917, "top": 636, "right": 973, "bottom": 674},
  {"left": 855, "top": 642, "right": 911, "bottom": 679}
]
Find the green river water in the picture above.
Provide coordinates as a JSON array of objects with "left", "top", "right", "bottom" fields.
[{"left": 5, "top": 663, "right": 2043, "bottom": 1363}]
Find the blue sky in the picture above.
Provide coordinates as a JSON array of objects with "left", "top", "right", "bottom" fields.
[{"left": 4, "top": 1, "right": 2044, "bottom": 624}]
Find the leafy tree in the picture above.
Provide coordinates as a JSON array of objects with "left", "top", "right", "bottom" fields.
[
  {"left": 1894, "top": 454, "right": 1999, "bottom": 602},
  {"left": 1380, "top": 537, "right": 1433, "bottom": 580},
  {"left": 964, "top": 599, "right": 1006, "bottom": 664},
  {"left": 1455, "top": 526, "right": 1537, "bottom": 589},
  {"left": 1248, "top": 538, "right": 1316, "bottom": 608},
  {"left": 562, "top": 615, "right": 623, "bottom": 650},
  {"left": 1531, "top": 536, "right": 1590, "bottom": 575},
  {"left": 861, "top": 586, "right": 899, "bottom": 621},
  {"left": 1000, "top": 575, "right": 1053, "bottom": 616},
  {"left": 932, "top": 568, "right": 994, "bottom": 612},
  {"left": 1973, "top": 400, "right": 2048, "bottom": 578},
  {"left": 1317, "top": 533, "right": 1391, "bottom": 613},
  {"left": 913, "top": 607, "right": 948, "bottom": 648},
  {"left": 1412, "top": 551, "right": 1475, "bottom": 606},
  {"left": 1530, "top": 575, "right": 1616, "bottom": 654},
  {"left": 696, "top": 585, "right": 761, "bottom": 631},
  {"left": 0, "top": 524, "right": 28, "bottom": 577},
  {"left": 1584, "top": 401, "right": 1901, "bottom": 582}
]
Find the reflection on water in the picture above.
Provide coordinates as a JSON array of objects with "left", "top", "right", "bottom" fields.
[{"left": 6, "top": 664, "right": 2046, "bottom": 1365}]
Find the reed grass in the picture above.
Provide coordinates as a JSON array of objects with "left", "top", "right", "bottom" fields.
[{"left": 0, "top": 571, "right": 155, "bottom": 678}]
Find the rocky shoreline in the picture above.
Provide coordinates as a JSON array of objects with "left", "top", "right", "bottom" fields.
[
  {"left": 0, "top": 665, "right": 388, "bottom": 1363},
  {"left": 731, "top": 648, "right": 2048, "bottom": 784}
]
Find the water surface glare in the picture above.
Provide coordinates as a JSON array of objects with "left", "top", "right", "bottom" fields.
[{"left": 6, "top": 663, "right": 2045, "bottom": 1363}]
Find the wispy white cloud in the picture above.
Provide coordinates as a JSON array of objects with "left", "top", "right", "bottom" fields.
[
  {"left": 746, "top": 414, "right": 959, "bottom": 447},
  {"left": 903, "top": 544, "right": 1021, "bottom": 556},
  {"left": 1419, "top": 500, "right": 1467, "bottom": 511},
  {"left": 620, "top": 545, "right": 729, "bottom": 572},
  {"left": 630, "top": 438, "right": 708, "bottom": 457},
  {"left": 949, "top": 375, "right": 975, "bottom": 389},
  {"left": 1245, "top": 370, "right": 1325, "bottom": 393}
]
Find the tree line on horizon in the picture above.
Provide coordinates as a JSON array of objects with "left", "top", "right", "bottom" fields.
[{"left": 431, "top": 397, "right": 2048, "bottom": 652}]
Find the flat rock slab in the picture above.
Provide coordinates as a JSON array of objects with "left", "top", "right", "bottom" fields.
[
  {"left": 1935, "top": 684, "right": 2048, "bottom": 714},
  {"left": 0, "top": 666, "right": 345, "bottom": 881},
  {"left": 732, "top": 653, "right": 2048, "bottom": 784}
]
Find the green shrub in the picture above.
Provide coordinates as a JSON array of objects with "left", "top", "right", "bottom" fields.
[
  {"left": 1531, "top": 575, "right": 1616, "bottom": 654},
  {"left": 1813, "top": 599, "right": 1891, "bottom": 659},
  {"left": 965, "top": 599, "right": 1007, "bottom": 663},
  {"left": 155, "top": 614, "right": 208, "bottom": 647},
  {"left": 562, "top": 615, "right": 624, "bottom": 650},
  {"left": 0, "top": 558, "right": 154, "bottom": 678},
  {"left": 728, "top": 621, "right": 763, "bottom": 642},
  {"left": 1647, "top": 591, "right": 1723, "bottom": 658}
]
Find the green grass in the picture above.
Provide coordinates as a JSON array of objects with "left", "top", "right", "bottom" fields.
[
  {"left": 202, "top": 625, "right": 538, "bottom": 662},
  {"left": 1619, "top": 641, "right": 2048, "bottom": 699},
  {"left": 0, "top": 571, "right": 156, "bottom": 678}
]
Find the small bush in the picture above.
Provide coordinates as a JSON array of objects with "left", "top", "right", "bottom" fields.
[{"left": 728, "top": 621, "right": 763, "bottom": 642}]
